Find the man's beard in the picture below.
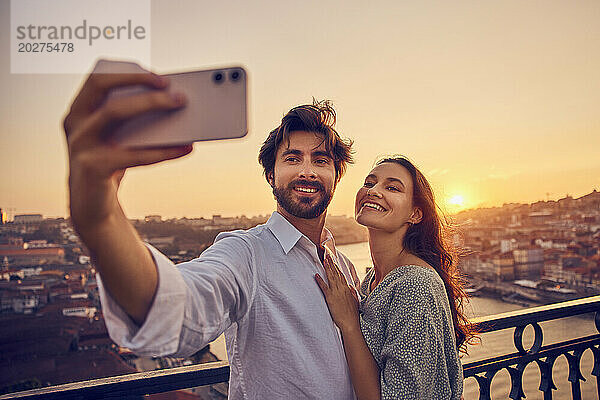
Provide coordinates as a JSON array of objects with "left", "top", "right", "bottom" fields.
[{"left": 273, "top": 179, "right": 332, "bottom": 219}]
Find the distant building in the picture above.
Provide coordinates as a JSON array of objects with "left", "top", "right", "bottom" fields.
[
  {"left": 509, "top": 213, "right": 521, "bottom": 226},
  {"left": 535, "top": 238, "right": 554, "bottom": 249},
  {"left": 212, "top": 214, "right": 236, "bottom": 226},
  {"left": 528, "top": 211, "right": 553, "bottom": 225},
  {"left": 500, "top": 239, "right": 517, "bottom": 254},
  {"left": 513, "top": 248, "right": 544, "bottom": 280},
  {"left": 178, "top": 217, "right": 212, "bottom": 227},
  {"left": 19, "top": 267, "right": 43, "bottom": 277},
  {"left": 13, "top": 214, "right": 43, "bottom": 224},
  {"left": 78, "top": 255, "right": 91, "bottom": 264},
  {"left": 0, "top": 280, "right": 48, "bottom": 314},
  {"left": 0, "top": 247, "right": 65, "bottom": 266},
  {"left": 12, "top": 292, "right": 40, "bottom": 314},
  {"left": 514, "top": 248, "right": 544, "bottom": 264},
  {"left": 144, "top": 215, "right": 162, "bottom": 223},
  {"left": 492, "top": 254, "right": 515, "bottom": 281},
  {"left": 62, "top": 306, "right": 97, "bottom": 319},
  {"left": 561, "top": 254, "right": 585, "bottom": 270},
  {"left": 551, "top": 239, "right": 570, "bottom": 250},
  {"left": 147, "top": 236, "right": 175, "bottom": 252},
  {"left": 577, "top": 189, "right": 600, "bottom": 208},
  {"left": 0, "top": 236, "right": 24, "bottom": 250},
  {"left": 25, "top": 240, "right": 59, "bottom": 249},
  {"left": 477, "top": 261, "right": 497, "bottom": 280}
]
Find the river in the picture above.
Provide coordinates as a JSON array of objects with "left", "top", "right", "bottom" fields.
[{"left": 209, "top": 242, "right": 598, "bottom": 399}]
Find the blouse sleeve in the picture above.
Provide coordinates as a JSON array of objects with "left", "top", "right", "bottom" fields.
[{"left": 379, "top": 277, "right": 446, "bottom": 400}]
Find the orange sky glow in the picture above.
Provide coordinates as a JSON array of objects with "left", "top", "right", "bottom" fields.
[{"left": 1, "top": 0, "right": 599, "bottom": 220}]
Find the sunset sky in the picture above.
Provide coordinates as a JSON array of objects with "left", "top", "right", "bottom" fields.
[{"left": 1, "top": 0, "right": 599, "bottom": 220}]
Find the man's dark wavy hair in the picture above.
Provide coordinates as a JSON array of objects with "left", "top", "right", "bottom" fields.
[{"left": 258, "top": 100, "right": 354, "bottom": 183}]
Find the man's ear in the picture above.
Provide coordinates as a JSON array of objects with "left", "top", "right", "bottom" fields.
[
  {"left": 266, "top": 172, "right": 274, "bottom": 188},
  {"left": 409, "top": 207, "right": 423, "bottom": 225}
]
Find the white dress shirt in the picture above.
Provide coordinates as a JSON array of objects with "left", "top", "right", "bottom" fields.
[{"left": 98, "top": 211, "right": 358, "bottom": 399}]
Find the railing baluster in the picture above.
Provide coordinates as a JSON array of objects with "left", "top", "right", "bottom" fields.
[
  {"left": 565, "top": 348, "right": 586, "bottom": 400},
  {"left": 536, "top": 354, "right": 559, "bottom": 400},
  {"left": 591, "top": 345, "right": 600, "bottom": 399},
  {"left": 507, "top": 363, "right": 527, "bottom": 400},
  {"left": 474, "top": 369, "right": 499, "bottom": 400}
]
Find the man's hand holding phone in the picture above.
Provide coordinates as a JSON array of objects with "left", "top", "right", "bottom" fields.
[
  {"left": 63, "top": 60, "right": 248, "bottom": 324},
  {"left": 64, "top": 63, "right": 194, "bottom": 229},
  {"left": 63, "top": 62, "right": 198, "bottom": 325},
  {"left": 65, "top": 59, "right": 248, "bottom": 228},
  {"left": 63, "top": 60, "right": 249, "bottom": 325}
]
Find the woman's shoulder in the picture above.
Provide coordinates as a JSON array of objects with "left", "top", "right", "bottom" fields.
[
  {"left": 384, "top": 266, "right": 446, "bottom": 305},
  {"left": 361, "top": 264, "right": 445, "bottom": 303},
  {"left": 389, "top": 264, "right": 443, "bottom": 288}
]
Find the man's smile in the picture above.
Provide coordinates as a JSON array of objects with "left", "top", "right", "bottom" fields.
[
  {"left": 294, "top": 186, "right": 319, "bottom": 194},
  {"left": 291, "top": 180, "right": 323, "bottom": 197}
]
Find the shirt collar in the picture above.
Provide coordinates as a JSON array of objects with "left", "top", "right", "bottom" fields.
[
  {"left": 266, "top": 212, "right": 302, "bottom": 254},
  {"left": 266, "top": 211, "right": 338, "bottom": 256},
  {"left": 321, "top": 227, "right": 340, "bottom": 264}
]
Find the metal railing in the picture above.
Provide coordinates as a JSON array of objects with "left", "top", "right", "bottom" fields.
[
  {"left": 2, "top": 296, "right": 600, "bottom": 399},
  {"left": 0, "top": 361, "right": 229, "bottom": 400},
  {"left": 464, "top": 295, "right": 600, "bottom": 400}
]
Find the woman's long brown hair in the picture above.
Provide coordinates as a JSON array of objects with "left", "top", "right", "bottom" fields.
[{"left": 377, "top": 156, "right": 477, "bottom": 353}]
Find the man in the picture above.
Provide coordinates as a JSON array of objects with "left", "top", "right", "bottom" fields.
[{"left": 64, "top": 70, "right": 359, "bottom": 399}]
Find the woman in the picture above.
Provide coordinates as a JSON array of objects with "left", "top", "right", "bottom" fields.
[{"left": 316, "top": 156, "right": 474, "bottom": 400}]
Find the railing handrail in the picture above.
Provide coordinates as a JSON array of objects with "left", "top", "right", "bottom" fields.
[
  {"left": 471, "top": 294, "right": 600, "bottom": 332},
  {"left": 0, "top": 361, "right": 229, "bottom": 399},
  {"left": 3, "top": 296, "right": 600, "bottom": 399}
]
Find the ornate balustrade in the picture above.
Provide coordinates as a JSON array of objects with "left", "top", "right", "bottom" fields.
[
  {"left": 2, "top": 296, "right": 600, "bottom": 399},
  {"left": 464, "top": 295, "right": 600, "bottom": 400}
]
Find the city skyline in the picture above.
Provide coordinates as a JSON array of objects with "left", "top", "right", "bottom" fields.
[
  {"left": 2, "top": 0, "right": 599, "bottom": 219},
  {"left": 2, "top": 187, "right": 599, "bottom": 222}
]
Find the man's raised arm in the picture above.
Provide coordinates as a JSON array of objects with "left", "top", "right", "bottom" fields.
[{"left": 63, "top": 70, "right": 192, "bottom": 325}]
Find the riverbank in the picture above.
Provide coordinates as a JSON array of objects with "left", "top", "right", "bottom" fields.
[{"left": 465, "top": 276, "right": 599, "bottom": 308}]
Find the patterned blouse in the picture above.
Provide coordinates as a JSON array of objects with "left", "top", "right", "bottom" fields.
[{"left": 358, "top": 265, "right": 463, "bottom": 400}]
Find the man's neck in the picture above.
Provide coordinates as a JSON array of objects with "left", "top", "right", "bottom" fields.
[{"left": 276, "top": 206, "right": 327, "bottom": 247}]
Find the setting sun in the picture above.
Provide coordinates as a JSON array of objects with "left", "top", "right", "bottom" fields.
[{"left": 448, "top": 195, "right": 466, "bottom": 210}]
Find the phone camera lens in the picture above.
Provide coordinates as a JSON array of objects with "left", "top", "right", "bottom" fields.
[
  {"left": 230, "top": 70, "right": 241, "bottom": 82},
  {"left": 213, "top": 72, "right": 224, "bottom": 84}
]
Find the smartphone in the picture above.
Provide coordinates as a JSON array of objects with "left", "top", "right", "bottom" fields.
[{"left": 92, "top": 59, "right": 248, "bottom": 148}]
